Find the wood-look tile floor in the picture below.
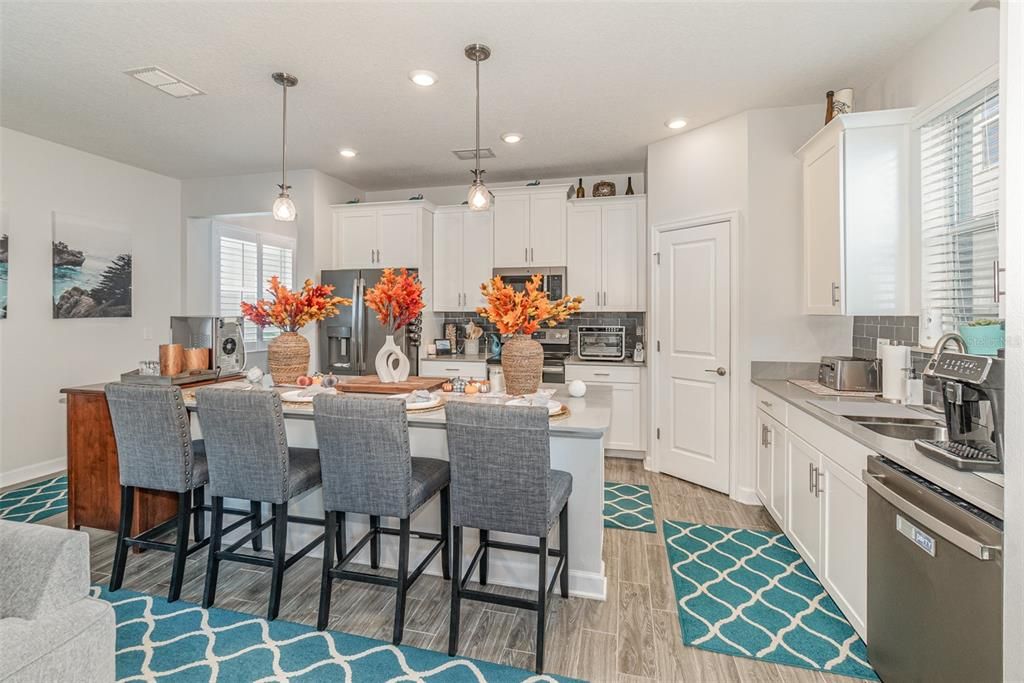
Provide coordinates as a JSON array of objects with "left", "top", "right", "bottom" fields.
[{"left": 30, "top": 459, "right": 850, "bottom": 682}]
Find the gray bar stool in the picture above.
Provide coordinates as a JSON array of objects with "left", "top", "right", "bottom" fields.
[
  {"left": 105, "top": 383, "right": 261, "bottom": 602},
  {"left": 312, "top": 394, "right": 451, "bottom": 645},
  {"left": 444, "top": 401, "right": 571, "bottom": 674},
  {"left": 195, "top": 387, "right": 325, "bottom": 620}
]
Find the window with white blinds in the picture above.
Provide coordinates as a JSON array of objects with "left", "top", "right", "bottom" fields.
[
  {"left": 213, "top": 223, "right": 295, "bottom": 348},
  {"left": 920, "top": 82, "right": 1000, "bottom": 333}
]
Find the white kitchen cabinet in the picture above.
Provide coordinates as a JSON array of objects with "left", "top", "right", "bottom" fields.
[
  {"left": 567, "top": 196, "right": 645, "bottom": 311},
  {"left": 786, "top": 433, "right": 823, "bottom": 573},
  {"left": 796, "top": 108, "right": 914, "bottom": 315},
  {"left": 332, "top": 201, "right": 434, "bottom": 270},
  {"left": 755, "top": 409, "right": 786, "bottom": 526},
  {"left": 432, "top": 207, "right": 493, "bottom": 312},
  {"left": 819, "top": 455, "right": 868, "bottom": 637},
  {"left": 419, "top": 359, "right": 487, "bottom": 380},
  {"left": 566, "top": 364, "right": 646, "bottom": 453},
  {"left": 491, "top": 186, "right": 570, "bottom": 268},
  {"left": 753, "top": 383, "right": 869, "bottom": 640}
]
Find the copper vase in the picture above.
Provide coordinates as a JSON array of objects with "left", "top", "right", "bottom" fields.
[{"left": 501, "top": 334, "right": 543, "bottom": 396}]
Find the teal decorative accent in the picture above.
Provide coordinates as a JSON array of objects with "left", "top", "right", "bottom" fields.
[
  {"left": 94, "top": 588, "right": 579, "bottom": 682},
  {"left": 959, "top": 322, "right": 1005, "bottom": 356},
  {"left": 0, "top": 474, "right": 67, "bottom": 523},
  {"left": 603, "top": 482, "right": 655, "bottom": 532},
  {"left": 663, "top": 521, "right": 877, "bottom": 680}
]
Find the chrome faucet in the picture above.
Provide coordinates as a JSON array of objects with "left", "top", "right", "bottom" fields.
[{"left": 923, "top": 332, "right": 967, "bottom": 378}]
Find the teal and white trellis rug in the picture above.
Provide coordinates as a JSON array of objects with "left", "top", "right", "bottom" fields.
[
  {"left": 0, "top": 474, "right": 67, "bottom": 523},
  {"left": 603, "top": 482, "right": 656, "bottom": 532},
  {"left": 95, "top": 588, "right": 579, "bottom": 682},
  {"left": 662, "top": 520, "right": 877, "bottom": 680}
]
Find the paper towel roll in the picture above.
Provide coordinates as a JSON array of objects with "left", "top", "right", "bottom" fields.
[{"left": 881, "top": 345, "right": 911, "bottom": 400}]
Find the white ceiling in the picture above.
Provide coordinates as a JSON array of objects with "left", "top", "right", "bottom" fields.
[{"left": 1, "top": 1, "right": 962, "bottom": 191}]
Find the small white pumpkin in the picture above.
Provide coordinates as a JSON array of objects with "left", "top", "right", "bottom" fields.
[{"left": 568, "top": 379, "right": 587, "bottom": 398}]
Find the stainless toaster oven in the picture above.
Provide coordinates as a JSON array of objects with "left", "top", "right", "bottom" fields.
[
  {"left": 577, "top": 326, "right": 626, "bottom": 361},
  {"left": 818, "top": 355, "right": 881, "bottom": 392}
]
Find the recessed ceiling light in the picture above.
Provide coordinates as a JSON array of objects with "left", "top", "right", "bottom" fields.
[
  {"left": 409, "top": 70, "right": 438, "bottom": 87},
  {"left": 501, "top": 132, "right": 523, "bottom": 144},
  {"left": 339, "top": 148, "right": 358, "bottom": 158},
  {"left": 665, "top": 118, "right": 688, "bottom": 130}
]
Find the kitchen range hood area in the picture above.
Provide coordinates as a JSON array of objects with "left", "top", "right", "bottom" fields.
[{"left": 1, "top": 2, "right": 1021, "bottom": 682}]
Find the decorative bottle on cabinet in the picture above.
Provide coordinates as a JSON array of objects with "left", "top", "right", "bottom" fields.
[
  {"left": 625, "top": 177, "right": 635, "bottom": 195},
  {"left": 824, "top": 91, "right": 835, "bottom": 125},
  {"left": 576, "top": 178, "right": 584, "bottom": 199}
]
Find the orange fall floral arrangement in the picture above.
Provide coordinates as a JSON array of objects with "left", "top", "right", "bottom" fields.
[
  {"left": 364, "top": 268, "right": 425, "bottom": 334},
  {"left": 477, "top": 274, "right": 583, "bottom": 335},
  {"left": 240, "top": 276, "right": 351, "bottom": 333}
]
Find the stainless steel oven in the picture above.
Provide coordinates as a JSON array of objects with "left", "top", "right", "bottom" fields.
[
  {"left": 863, "top": 455, "right": 1002, "bottom": 682},
  {"left": 492, "top": 267, "right": 565, "bottom": 301}
]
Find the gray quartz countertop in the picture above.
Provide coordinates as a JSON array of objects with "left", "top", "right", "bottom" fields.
[
  {"left": 181, "top": 383, "right": 611, "bottom": 440},
  {"left": 752, "top": 378, "right": 1004, "bottom": 518},
  {"left": 421, "top": 352, "right": 491, "bottom": 363},
  {"left": 565, "top": 355, "right": 646, "bottom": 367}
]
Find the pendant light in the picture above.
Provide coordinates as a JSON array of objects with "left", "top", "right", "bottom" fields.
[
  {"left": 271, "top": 72, "right": 298, "bottom": 222},
  {"left": 465, "top": 44, "right": 492, "bottom": 211}
]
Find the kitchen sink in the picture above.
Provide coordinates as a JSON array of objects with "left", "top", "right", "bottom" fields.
[
  {"left": 843, "top": 415, "right": 944, "bottom": 427},
  {"left": 859, "top": 422, "right": 949, "bottom": 441}
]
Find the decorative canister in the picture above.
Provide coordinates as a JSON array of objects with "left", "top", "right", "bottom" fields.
[
  {"left": 959, "top": 321, "right": 1005, "bottom": 356},
  {"left": 267, "top": 332, "right": 310, "bottom": 385},
  {"left": 592, "top": 180, "right": 616, "bottom": 197},
  {"left": 501, "top": 334, "right": 544, "bottom": 396}
]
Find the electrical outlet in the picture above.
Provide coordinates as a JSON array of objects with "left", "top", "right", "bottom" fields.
[
  {"left": 876, "top": 338, "right": 891, "bottom": 357},
  {"left": 142, "top": 327, "right": 152, "bottom": 341}
]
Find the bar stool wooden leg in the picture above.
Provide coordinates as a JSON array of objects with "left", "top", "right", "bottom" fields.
[
  {"left": 250, "top": 501, "right": 263, "bottom": 551},
  {"left": 536, "top": 535, "right": 548, "bottom": 674},
  {"left": 192, "top": 485, "right": 205, "bottom": 542},
  {"left": 318, "top": 511, "right": 336, "bottom": 631},
  {"left": 168, "top": 491, "right": 191, "bottom": 602},
  {"left": 369, "top": 515, "right": 381, "bottom": 569},
  {"left": 559, "top": 503, "right": 570, "bottom": 599},
  {"left": 440, "top": 486, "right": 451, "bottom": 581},
  {"left": 448, "top": 525, "right": 463, "bottom": 656},
  {"left": 393, "top": 517, "right": 411, "bottom": 645},
  {"left": 203, "top": 496, "right": 225, "bottom": 608},
  {"left": 109, "top": 485, "right": 134, "bottom": 592},
  {"left": 268, "top": 502, "right": 289, "bottom": 620},
  {"left": 479, "top": 529, "right": 489, "bottom": 585}
]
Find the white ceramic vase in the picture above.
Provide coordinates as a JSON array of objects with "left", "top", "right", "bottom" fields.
[{"left": 375, "top": 334, "right": 410, "bottom": 383}]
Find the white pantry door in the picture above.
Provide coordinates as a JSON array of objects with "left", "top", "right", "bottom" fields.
[{"left": 655, "top": 221, "right": 731, "bottom": 493}]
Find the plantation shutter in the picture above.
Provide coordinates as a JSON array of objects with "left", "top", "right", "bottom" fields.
[
  {"left": 218, "top": 234, "right": 259, "bottom": 344},
  {"left": 259, "top": 242, "right": 295, "bottom": 342},
  {"left": 920, "top": 82, "right": 1000, "bottom": 332}
]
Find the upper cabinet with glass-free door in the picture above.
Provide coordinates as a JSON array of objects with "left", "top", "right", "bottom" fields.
[
  {"left": 492, "top": 185, "right": 570, "bottom": 268},
  {"left": 332, "top": 200, "right": 434, "bottom": 270},
  {"left": 567, "top": 195, "right": 645, "bottom": 311},
  {"left": 432, "top": 206, "right": 493, "bottom": 312},
  {"left": 796, "top": 109, "right": 914, "bottom": 315}
]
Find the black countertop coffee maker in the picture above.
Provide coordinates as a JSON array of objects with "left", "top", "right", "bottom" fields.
[{"left": 916, "top": 351, "right": 1005, "bottom": 472}]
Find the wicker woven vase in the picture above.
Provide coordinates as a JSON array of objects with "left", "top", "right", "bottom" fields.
[
  {"left": 501, "top": 333, "right": 543, "bottom": 396},
  {"left": 267, "top": 331, "right": 310, "bottom": 385}
]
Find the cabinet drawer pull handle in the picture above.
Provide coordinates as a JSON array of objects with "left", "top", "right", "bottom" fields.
[{"left": 445, "top": 368, "right": 460, "bottom": 372}]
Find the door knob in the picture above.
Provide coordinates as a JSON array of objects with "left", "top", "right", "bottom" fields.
[{"left": 705, "top": 367, "right": 727, "bottom": 376}]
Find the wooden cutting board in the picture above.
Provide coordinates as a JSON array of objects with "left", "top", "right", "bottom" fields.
[{"left": 335, "top": 375, "right": 447, "bottom": 395}]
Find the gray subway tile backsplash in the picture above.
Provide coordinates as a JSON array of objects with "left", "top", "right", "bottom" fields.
[
  {"left": 851, "top": 314, "right": 944, "bottom": 407},
  {"left": 439, "top": 311, "right": 646, "bottom": 355}
]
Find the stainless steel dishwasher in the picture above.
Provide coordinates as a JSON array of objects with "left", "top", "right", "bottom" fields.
[{"left": 863, "top": 456, "right": 1003, "bottom": 682}]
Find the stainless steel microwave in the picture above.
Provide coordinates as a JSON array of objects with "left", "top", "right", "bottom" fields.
[{"left": 492, "top": 267, "right": 565, "bottom": 300}]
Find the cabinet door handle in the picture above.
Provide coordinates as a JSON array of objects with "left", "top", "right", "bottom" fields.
[
  {"left": 524, "top": 247, "right": 528, "bottom": 263},
  {"left": 765, "top": 428, "right": 772, "bottom": 447},
  {"left": 994, "top": 259, "right": 1006, "bottom": 303},
  {"left": 530, "top": 247, "right": 534, "bottom": 263},
  {"left": 815, "top": 468, "right": 824, "bottom": 498},
  {"left": 831, "top": 282, "right": 840, "bottom": 306},
  {"left": 808, "top": 462, "right": 815, "bottom": 493},
  {"left": 760, "top": 424, "right": 767, "bottom": 447},
  {"left": 376, "top": 249, "right": 381, "bottom": 263},
  {"left": 760, "top": 399, "right": 773, "bottom": 408}
]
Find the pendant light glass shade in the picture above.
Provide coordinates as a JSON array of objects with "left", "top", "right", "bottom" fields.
[
  {"left": 272, "top": 72, "right": 298, "bottom": 222},
  {"left": 468, "top": 179, "right": 491, "bottom": 211},
  {"left": 273, "top": 192, "right": 297, "bottom": 221}
]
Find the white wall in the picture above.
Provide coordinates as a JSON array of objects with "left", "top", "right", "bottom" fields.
[
  {"left": 181, "top": 170, "right": 362, "bottom": 372},
  {"left": 365, "top": 173, "right": 644, "bottom": 206},
  {"left": 860, "top": 3, "right": 1000, "bottom": 113},
  {"left": 646, "top": 108, "right": 852, "bottom": 502},
  {"left": 0, "top": 128, "right": 182, "bottom": 485}
]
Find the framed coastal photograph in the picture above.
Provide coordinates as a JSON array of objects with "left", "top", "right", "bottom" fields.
[
  {"left": 0, "top": 205, "right": 8, "bottom": 319},
  {"left": 52, "top": 212, "right": 132, "bottom": 318}
]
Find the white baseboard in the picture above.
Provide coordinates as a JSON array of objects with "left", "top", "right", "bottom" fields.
[
  {"left": 606, "top": 448, "right": 645, "bottom": 460},
  {"left": 731, "top": 484, "right": 760, "bottom": 507},
  {"left": 0, "top": 457, "right": 65, "bottom": 489}
]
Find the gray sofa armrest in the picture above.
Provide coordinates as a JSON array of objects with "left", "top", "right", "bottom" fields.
[{"left": 0, "top": 520, "right": 90, "bottom": 619}]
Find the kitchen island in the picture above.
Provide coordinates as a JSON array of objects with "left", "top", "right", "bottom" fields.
[{"left": 182, "top": 383, "right": 610, "bottom": 600}]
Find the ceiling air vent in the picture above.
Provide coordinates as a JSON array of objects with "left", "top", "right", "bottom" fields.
[
  {"left": 124, "top": 66, "right": 205, "bottom": 98},
  {"left": 451, "top": 147, "right": 495, "bottom": 161}
]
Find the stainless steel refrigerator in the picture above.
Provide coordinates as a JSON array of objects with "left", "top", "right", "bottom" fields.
[{"left": 318, "top": 269, "right": 420, "bottom": 377}]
